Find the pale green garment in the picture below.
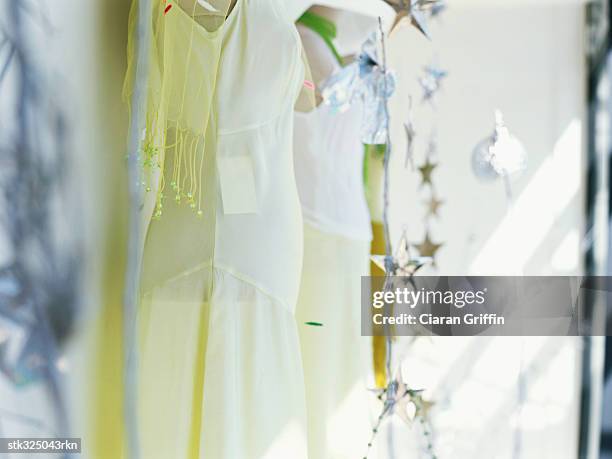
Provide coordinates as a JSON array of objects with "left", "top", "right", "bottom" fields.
[
  {"left": 296, "top": 223, "right": 374, "bottom": 459},
  {"left": 292, "top": 19, "right": 378, "bottom": 459},
  {"left": 98, "top": 0, "right": 312, "bottom": 457}
]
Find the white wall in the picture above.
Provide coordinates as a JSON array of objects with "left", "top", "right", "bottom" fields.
[
  {"left": 387, "top": 2, "right": 586, "bottom": 277},
  {"left": 380, "top": 2, "right": 586, "bottom": 458}
]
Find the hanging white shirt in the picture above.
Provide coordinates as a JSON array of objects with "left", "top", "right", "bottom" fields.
[{"left": 294, "top": 25, "right": 373, "bottom": 242}]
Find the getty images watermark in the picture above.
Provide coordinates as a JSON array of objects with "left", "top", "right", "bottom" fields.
[
  {"left": 372, "top": 284, "right": 503, "bottom": 326},
  {"left": 361, "top": 276, "right": 612, "bottom": 336},
  {"left": 0, "top": 438, "right": 81, "bottom": 454}
]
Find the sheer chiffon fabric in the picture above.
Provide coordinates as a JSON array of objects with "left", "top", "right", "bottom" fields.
[
  {"left": 293, "top": 24, "right": 375, "bottom": 459},
  {"left": 117, "top": 1, "right": 310, "bottom": 457},
  {"left": 296, "top": 224, "right": 373, "bottom": 459},
  {"left": 294, "top": 25, "right": 372, "bottom": 242},
  {"left": 139, "top": 269, "right": 307, "bottom": 458}
]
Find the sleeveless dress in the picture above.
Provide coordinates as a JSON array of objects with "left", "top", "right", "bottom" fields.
[
  {"left": 119, "top": 1, "right": 309, "bottom": 458},
  {"left": 293, "top": 24, "right": 374, "bottom": 459}
]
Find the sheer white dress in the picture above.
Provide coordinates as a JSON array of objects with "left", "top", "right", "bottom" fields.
[{"left": 293, "top": 24, "right": 374, "bottom": 459}]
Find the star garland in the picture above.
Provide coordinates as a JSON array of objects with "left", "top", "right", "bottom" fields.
[
  {"left": 362, "top": 18, "right": 439, "bottom": 459},
  {"left": 319, "top": 9, "right": 448, "bottom": 457},
  {"left": 370, "top": 14, "right": 450, "bottom": 457},
  {"left": 419, "top": 64, "right": 448, "bottom": 105},
  {"left": 418, "top": 156, "right": 438, "bottom": 188},
  {"left": 414, "top": 138, "right": 444, "bottom": 260},
  {"left": 371, "top": 230, "right": 431, "bottom": 279},
  {"left": 413, "top": 65, "right": 447, "bottom": 268},
  {"left": 385, "top": 0, "right": 447, "bottom": 37},
  {"left": 403, "top": 97, "right": 417, "bottom": 170},
  {"left": 364, "top": 371, "right": 438, "bottom": 459}
]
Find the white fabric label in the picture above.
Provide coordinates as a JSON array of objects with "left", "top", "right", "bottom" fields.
[{"left": 217, "top": 155, "right": 258, "bottom": 215}]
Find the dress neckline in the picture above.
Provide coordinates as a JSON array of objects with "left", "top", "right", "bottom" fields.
[{"left": 171, "top": 0, "right": 243, "bottom": 40}]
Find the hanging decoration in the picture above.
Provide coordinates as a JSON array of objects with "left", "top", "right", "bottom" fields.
[
  {"left": 319, "top": 5, "right": 449, "bottom": 455},
  {"left": 472, "top": 113, "right": 529, "bottom": 458},
  {"left": 425, "top": 194, "right": 444, "bottom": 218},
  {"left": 384, "top": 0, "right": 446, "bottom": 37},
  {"left": 385, "top": 3, "right": 451, "bottom": 454},
  {"left": 418, "top": 156, "right": 438, "bottom": 188},
  {"left": 403, "top": 98, "right": 417, "bottom": 170},
  {"left": 365, "top": 370, "right": 438, "bottom": 459},
  {"left": 430, "top": 0, "right": 447, "bottom": 18},
  {"left": 414, "top": 138, "right": 444, "bottom": 266},
  {"left": 419, "top": 64, "right": 448, "bottom": 104},
  {"left": 421, "top": 135, "right": 444, "bottom": 218},
  {"left": 412, "top": 230, "right": 443, "bottom": 263},
  {"left": 472, "top": 110, "right": 527, "bottom": 200},
  {"left": 425, "top": 133, "right": 438, "bottom": 157},
  {"left": 413, "top": 65, "right": 448, "bottom": 266},
  {"left": 358, "top": 17, "right": 439, "bottom": 458},
  {"left": 321, "top": 31, "right": 397, "bottom": 144},
  {"left": 371, "top": 230, "right": 431, "bottom": 278},
  {"left": 372, "top": 231, "right": 431, "bottom": 295},
  {"left": 400, "top": 51, "right": 449, "bottom": 459}
]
